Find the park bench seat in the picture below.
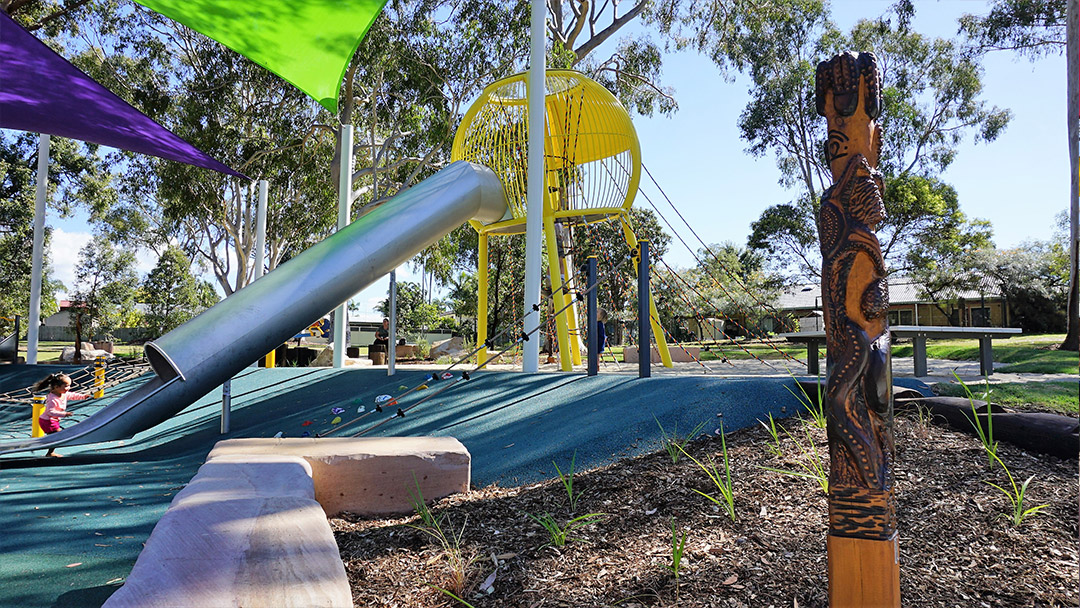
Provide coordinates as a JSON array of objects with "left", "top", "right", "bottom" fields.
[{"left": 778, "top": 325, "right": 1022, "bottom": 376}]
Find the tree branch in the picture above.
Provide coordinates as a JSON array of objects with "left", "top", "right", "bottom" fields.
[{"left": 571, "top": 0, "right": 646, "bottom": 62}]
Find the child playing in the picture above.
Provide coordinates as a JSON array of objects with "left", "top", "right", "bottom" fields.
[{"left": 33, "top": 372, "right": 88, "bottom": 457}]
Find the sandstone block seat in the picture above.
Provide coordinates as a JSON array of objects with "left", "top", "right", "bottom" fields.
[
  {"left": 207, "top": 436, "right": 472, "bottom": 517},
  {"left": 104, "top": 437, "right": 470, "bottom": 608},
  {"left": 103, "top": 456, "right": 351, "bottom": 608}
]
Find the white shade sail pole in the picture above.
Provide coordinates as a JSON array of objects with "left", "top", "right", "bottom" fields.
[
  {"left": 523, "top": 0, "right": 545, "bottom": 372},
  {"left": 27, "top": 134, "right": 49, "bottom": 365},
  {"left": 255, "top": 179, "right": 268, "bottom": 280},
  {"left": 333, "top": 124, "right": 354, "bottom": 368}
]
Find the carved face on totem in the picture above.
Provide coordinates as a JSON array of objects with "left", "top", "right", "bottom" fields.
[{"left": 816, "top": 51, "right": 883, "bottom": 177}]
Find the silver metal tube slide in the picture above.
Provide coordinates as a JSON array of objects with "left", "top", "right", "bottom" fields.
[{"left": 0, "top": 162, "right": 506, "bottom": 455}]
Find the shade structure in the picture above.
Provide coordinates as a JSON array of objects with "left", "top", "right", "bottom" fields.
[
  {"left": 134, "top": 0, "right": 387, "bottom": 115},
  {"left": 0, "top": 11, "right": 242, "bottom": 178}
]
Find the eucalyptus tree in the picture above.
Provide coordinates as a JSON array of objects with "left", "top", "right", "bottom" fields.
[
  {"left": 718, "top": 4, "right": 1007, "bottom": 283},
  {"left": 959, "top": 0, "right": 1076, "bottom": 348},
  {"left": 0, "top": 131, "right": 91, "bottom": 327},
  {"left": 2, "top": 4, "right": 122, "bottom": 325},
  {"left": 69, "top": 235, "right": 138, "bottom": 356},
  {"left": 141, "top": 246, "right": 218, "bottom": 337}
]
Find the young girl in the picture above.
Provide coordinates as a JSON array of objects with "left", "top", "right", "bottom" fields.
[{"left": 33, "top": 372, "right": 88, "bottom": 457}]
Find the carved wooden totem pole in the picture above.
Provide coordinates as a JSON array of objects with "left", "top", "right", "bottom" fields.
[{"left": 815, "top": 52, "right": 900, "bottom": 607}]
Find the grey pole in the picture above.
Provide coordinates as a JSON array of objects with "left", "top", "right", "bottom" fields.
[
  {"left": 388, "top": 270, "right": 397, "bottom": 375},
  {"left": 638, "top": 241, "right": 651, "bottom": 378},
  {"left": 27, "top": 134, "right": 49, "bottom": 365},
  {"left": 255, "top": 180, "right": 268, "bottom": 281},
  {"left": 522, "top": 0, "right": 546, "bottom": 372},
  {"left": 220, "top": 379, "right": 231, "bottom": 434},
  {"left": 248, "top": 179, "right": 269, "bottom": 370},
  {"left": 333, "top": 124, "right": 354, "bottom": 368},
  {"left": 587, "top": 256, "right": 598, "bottom": 376}
]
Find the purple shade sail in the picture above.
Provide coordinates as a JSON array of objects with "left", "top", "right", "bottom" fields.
[{"left": 0, "top": 11, "right": 244, "bottom": 178}]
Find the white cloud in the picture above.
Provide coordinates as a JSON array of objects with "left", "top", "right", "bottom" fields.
[
  {"left": 49, "top": 228, "right": 157, "bottom": 298},
  {"left": 49, "top": 228, "right": 92, "bottom": 298}
]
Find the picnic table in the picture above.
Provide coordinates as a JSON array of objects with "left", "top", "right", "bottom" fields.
[{"left": 777, "top": 325, "right": 1023, "bottom": 377}]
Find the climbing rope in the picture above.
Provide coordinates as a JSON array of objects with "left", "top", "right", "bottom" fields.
[
  {"left": 642, "top": 163, "right": 797, "bottom": 333},
  {"left": 656, "top": 257, "right": 801, "bottom": 371},
  {"left": 328, "top": 253, "right": 631, "bottom": 439}
]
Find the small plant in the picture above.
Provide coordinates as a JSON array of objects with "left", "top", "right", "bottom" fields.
[
  {"left": 427, "top": 585, "right": 477, "bottom": 608},
  {"left": 528, "top": 512, "right": 606, "bottom": 547},
  {"left": 667, "top": 517, "right": 689, "bottom": 601},
  {"left": 656, "top": 417, "right": 708, "bottom": 464},
  {"left": 784, "top": 370, "right": 826, "bottom": 429},
  {"left": 407, "top": 473, "right": 436, "bottom": 527},
  {"left": 676, "top": 423, "right": 736, "bottom": 521},
  {"left": 954, "top": 372, "right": 999, "bottom": 468},
  {"left": 409, "top": 514, "right": 478, "bottom": 598},
  {"left": 761, "top": 425, "right": 829, "bottom": 494},
  {"left": 901, "top": 401, "right": 935, "bottom": 439},
  {"left": 759, "top": 412, "right": 784, "bottom": 457},
  {"left": 553, "top": 451, "right": 582, "bottom": 512},
  {"left": 984, "top": 450, "right": 1049, "bottom": 526}
]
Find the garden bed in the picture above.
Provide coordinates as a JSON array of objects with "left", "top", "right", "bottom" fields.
[{"left": 332, "top": 415, "right": 1078, "bottom": 607}]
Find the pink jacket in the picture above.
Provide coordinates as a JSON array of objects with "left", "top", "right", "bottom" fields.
[{"left": 41, "top": 391, "right": 89, "bottom": 420}]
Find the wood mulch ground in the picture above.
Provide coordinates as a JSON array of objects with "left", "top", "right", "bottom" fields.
[{"left": 331, "top": 413, "right": 1079, "bottom": 607}]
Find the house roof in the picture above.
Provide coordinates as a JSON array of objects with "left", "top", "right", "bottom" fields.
[{"left": 777, "top": 277, "right": 1003, "bottom": 311}]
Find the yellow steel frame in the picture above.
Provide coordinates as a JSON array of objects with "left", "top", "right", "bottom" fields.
[{"left": 456, "top": 70, "right": 671, "bottom": 370}]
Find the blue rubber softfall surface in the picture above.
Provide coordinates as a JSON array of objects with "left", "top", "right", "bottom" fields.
[{"left": 0, "top": 364, "right": 930, "bottom": 608}]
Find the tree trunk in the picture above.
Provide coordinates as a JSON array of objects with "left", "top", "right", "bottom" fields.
[
  {"left": 815, "top": 52, "right": 900, "bottom": 607},
  {"left": 73, "top": 312, "right": 83, "bottom": 364},
  {"left": 1062, "top": 0, "right": 1079, "bottom": 351}
]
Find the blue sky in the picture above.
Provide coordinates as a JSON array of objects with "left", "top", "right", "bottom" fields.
[{"left": 46, "top": 1, "right": 1069, "bottom": 321}]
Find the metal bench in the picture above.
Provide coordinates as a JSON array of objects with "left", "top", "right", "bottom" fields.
[{"left": 778, "top": 326, "right": 1022, "bottom": 377}]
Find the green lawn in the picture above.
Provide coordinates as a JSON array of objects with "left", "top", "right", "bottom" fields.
[
  {"left": 891, "top": 333, "right": 1077, "bottom": 374},
  {"left": 933, "top": 381, "right": 1078, "bottom": 415},
  {"left": 17, "top": 341, "right": 143, "bottom": 362},
  {"left": 617, "top": 333, "right": 1078, "bottom": 373}
]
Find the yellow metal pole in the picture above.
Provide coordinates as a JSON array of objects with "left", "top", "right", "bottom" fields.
[
  {"left": 619, "top": 214, "right": 673, "bottom": 367},
  {"left": 544, "top": 213, "right": 573, "bottom": 371},
  {"left": 265, "top": 348, "right": 276, "bottom": 368},
  {"left": 477, "top": 231, "right": 489, "bottom": 364},
  {"left": 93, "top": 355, "right": 105, "bottom": 398},
  {"left": 31, "top": 395, "right": 44, "bottom": 437},
  {"left": 560, "top": 252, "right": 583, "bottom": 366}
]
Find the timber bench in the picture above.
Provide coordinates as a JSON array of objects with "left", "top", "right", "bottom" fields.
[
  {"left": 778, "top": 325, "right": 1023, "bottom": 377},
  {"left": 104, "top": 437, "right": 471, "bottom": 608}
]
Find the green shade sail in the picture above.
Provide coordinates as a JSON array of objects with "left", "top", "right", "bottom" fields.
[{"left": 134, "top": 0, "right": 386, "bottom": 114}]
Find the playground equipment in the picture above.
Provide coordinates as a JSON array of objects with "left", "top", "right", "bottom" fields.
[
  {"left": 0, "top": 161, "right": 508, "bottom": 456},
  {"left": 452, "top": 70, "right": 672, "bottom": 371},
  {"left": 0, "top": 316, "right": 19, "bottom": 364}
]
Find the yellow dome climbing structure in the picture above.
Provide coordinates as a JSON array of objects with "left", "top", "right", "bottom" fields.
[{"left": 452, "top": 70, "right": 671, "bottom": 370}]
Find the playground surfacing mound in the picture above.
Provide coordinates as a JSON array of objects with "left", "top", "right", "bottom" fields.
[
  {"left": 333, "top": 415, "right": 1078, "bottom": 608},
  {"left": 0, "top": 365, "right": 861, "bottom": 607},
  {"left": 1, "top": 364, "right": 1072, "bottom": 607}
]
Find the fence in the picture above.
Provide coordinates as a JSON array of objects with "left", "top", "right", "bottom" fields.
[{"left": 36, "top": 326, "right": 153, "bottom": 343}]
